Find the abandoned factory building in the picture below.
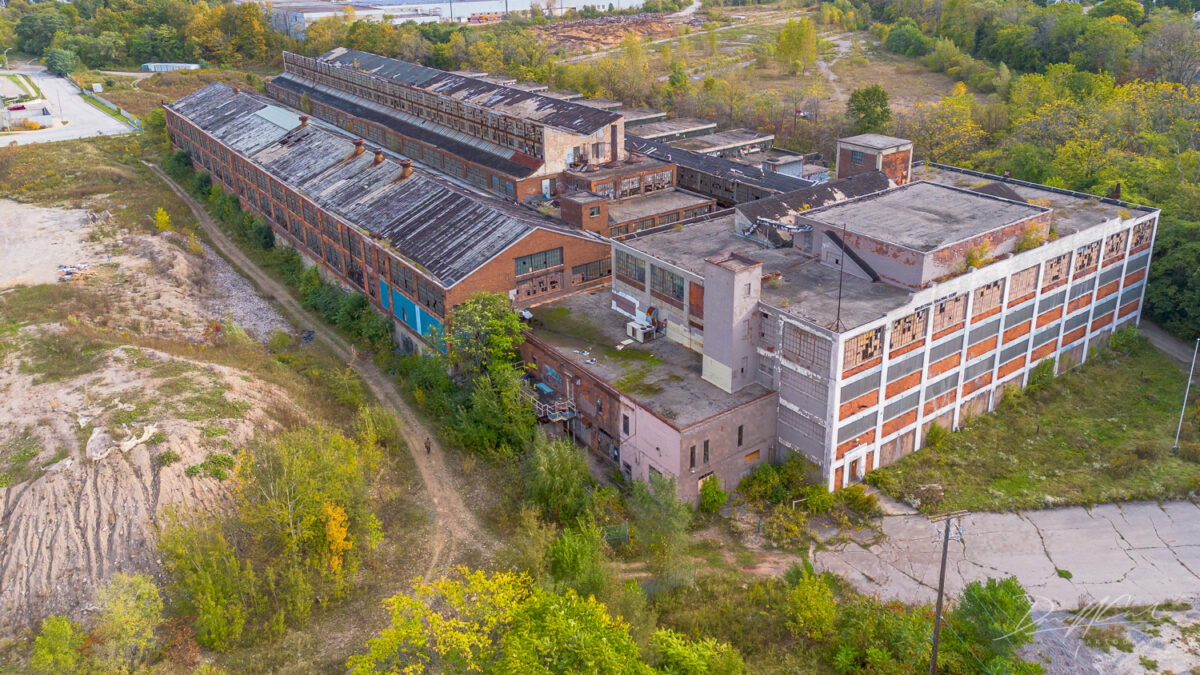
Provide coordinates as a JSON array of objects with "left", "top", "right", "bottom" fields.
[{"left": 520, "top": 137, "right": 1159, "bottom": 501}]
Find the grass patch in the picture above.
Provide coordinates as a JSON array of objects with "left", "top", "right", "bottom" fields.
[
  {"left": 0, "top": 426, "right": 43, "bottom": 487},
  {"left": 176, "top": 382, "right": 251, "bottom": 421},
  {"left": 532, "top": 305, "right": 602, "bottom": 343},
  {"left": 19, "top": 332, "right": 113, "bottom": 383},
  {"left": 5, "top": 73, "right": 30, "bottom": 96},
  {"left": 876, "top": 336, "right": 1200, "bottom": 512},
  {"left": 156, "top": 449, "right": 180, "bottom": 467},
  {"left": 1056, "top": 568, "right": 1073, "bottom": 579},
  {"left": 1078, "top": 623, "right": 1134, "bottom": 653},
  {"left": 185, "top": 452, "right": 236, "bottom": 479}
]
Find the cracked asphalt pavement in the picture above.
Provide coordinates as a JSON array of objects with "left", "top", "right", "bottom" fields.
[{"left": 814, "top": 500, "right": 1200, "bottom": 610}]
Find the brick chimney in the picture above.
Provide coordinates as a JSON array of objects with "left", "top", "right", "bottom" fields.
[
  {"left": 373, "top": 148, "right": 385, "bottom": 165},
  {"left": 232, "top": 86, "right": 240, "bottom": 95},
  {"left": 352, "top": 138, "right": 365, "bottom": 157}
]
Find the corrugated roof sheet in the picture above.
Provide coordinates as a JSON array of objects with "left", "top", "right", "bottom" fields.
[
  {"left": 313, "top": 48, "right": 621, "bottom": 135},
  {"left": 170, "top": 83, "right": 599, "bottom": 288}
]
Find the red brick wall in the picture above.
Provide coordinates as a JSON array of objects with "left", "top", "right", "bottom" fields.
[
  {"left": 836, "top": 147, "right": 879, "bottom": 180},
  {"left": 448, "top": 229, "right": 612, "bottom": 309}
]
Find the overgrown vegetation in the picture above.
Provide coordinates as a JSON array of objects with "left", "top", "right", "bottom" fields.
[{"left": 874, "top": 330, "right": 1200, "bottom": 512}]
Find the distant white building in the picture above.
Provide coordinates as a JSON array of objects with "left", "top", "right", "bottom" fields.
[{"left": 142, "top": 63, "right": 201, "bottom": 72}]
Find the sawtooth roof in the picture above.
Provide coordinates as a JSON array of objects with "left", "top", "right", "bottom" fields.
[
  {"left": 313, "top": 47, "right": 621, "bottom": 135},
  {"left": 169, "top": 83, "right": 599, "bottom": 288}
]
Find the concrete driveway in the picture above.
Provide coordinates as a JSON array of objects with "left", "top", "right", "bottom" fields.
[
  {"left": 1, "top": 67, "right": 135, "bottom": 145},
  {"left": 814, "top": 500, "right": 1200, "bottom": 611}
]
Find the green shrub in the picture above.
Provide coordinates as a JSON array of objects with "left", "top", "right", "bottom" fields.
[
  {"left": 185, "top": 453, "right": 236, "bottom": 480},
  {"left": 546, "top": 525, "right": 610, "bottom": 599},
  {"left": 801, "top": 484, "right": 835, "bottom": 514},
  {"left": 1179, "top": 442, "right": 1200, "bottom": 464},
  {"left": 523, "top": 434, "right": 591, "bottom": 523},
  {"left": 784, "top": 572, "right": 836, "bottom": 640},
  {"left": 267, "top": 329, "right": 291, "bottom": 353},
  {"left": 924, "top": 422, "right": 950, "bottom": 450},
  {"left": 648, "top": 629, "right": 745, "bottom": 675},
  {"left": 156, "top": 450, "right": 181, "bottom": 467},
  {"left": 834, "top": 484, "right": 878, "bottom": 516},
  {"left": 864, "top": 468, "right": 897, "bottom": 494},
  {"left": 949, "top": 577, "right": 1035, "bottom": 660},
  {"left": 29, "top": 616, "right": 86, "bottom": 674},
  {"left": 1106, "top": 452, "right": 1142, "bottom": 478},
  {"left": 1133, "top": 440, "right": 1166, "bottom": 461},
  {"left": 698, "top": 477, "right": 729, "bottom": 514},
  {"left": 1108, "top": 325, "right": 1141, "bottom": 355}
]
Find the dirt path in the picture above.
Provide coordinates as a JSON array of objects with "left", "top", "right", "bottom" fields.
[
  {"left": 145, "top": 162, "right": 495, "bottom": 577},
  {"left": 1141, "top": 320, "right": 1198, "bottom": 373}
]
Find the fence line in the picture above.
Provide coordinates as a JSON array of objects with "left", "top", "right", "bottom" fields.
[{"left": 73, "top": 78, "right": 141, "bottom": 128}]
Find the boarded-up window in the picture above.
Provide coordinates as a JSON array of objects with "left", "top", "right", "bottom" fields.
[
  {"left": 1010, "top": 266, "right": 1038, "bottom": 299},
  {"left": 1104, "top": 230, "right": 1128, "bottom": 262},
  {"left": 744, "top": 450, "right": 761, "bottom": 464},
  {"left": 843, "top": 327, "right": 883, "bottom": 370},
  {"left": 890, "top": 308, "right": 928, "bottom": 351},
  {"left": 688, "top": 283, "right": 704, "bottom": 319},
  {"left": 932, "top": 295, "right": 967, "bottom": 332},
  {"left": 1074, "top": 241, "right": 1101, "bottom": 273},
  {"left": 1131, "top": 220, "right": 1153, "bottom": 249},
  {"left": 972, "top": 280, "right": 1004, "bottom": 317},
  {"left": 781, "top": 323, "right": 832, "bottom": 372},
  {"left": 1043, "top": 252, "right": 1071, "bottom": 288}
]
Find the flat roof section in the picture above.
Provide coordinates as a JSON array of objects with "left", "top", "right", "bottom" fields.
[
  {"left": 916, "top": 163, "right": 1156, "bottom": 237},
  {"left": 671, "top": 129, "right": 774, "bottom": 154},
  {"left": 509, "top": 81, "right": 549, "bottom": 93},
  {"left": 565, "top": 156, "right": 673, "bottom": 183},
  {"left": 542, "top": 89, "right": 583, "bottom": 101},
  {"left": 608, "top": 189, "right": 714, "bottom": 225},
  {"left": 620, "top": 213, "right": 911, "bottom": 331},
  {"left": 575, "top": 98, "right": 622, "bottom": 110},
  {"left": 839, "top": 133, "right": 912, "bottom": 151},
  {"left": 801, "top": 181, "right": 1048, "bottom": 252},
  {"left": 529, "top": 289, "right": 774, "bottom": 428},
  {"left": 628, "top": 118, "right": 717, "bottom": 139},
  {"left": 610, "top": 106, "right": 666, "bottom": 125}
]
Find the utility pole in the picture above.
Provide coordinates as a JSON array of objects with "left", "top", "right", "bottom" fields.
[
  {"left": 929, "top": 511, "right": 966, "bottom": 674},
  {"left": 1174, "top": 337, "right": 1199, "bottom": 453}
]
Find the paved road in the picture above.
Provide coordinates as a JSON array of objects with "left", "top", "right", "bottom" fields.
[
  {"left": 1, "top": 67, "right": 134, "bottom": 145},
  {"left": 1142, "top": 320, "right": 1199, "bottom": 373},
  {"left": 812, "top": 500, "right": 1200, "bottom": 611},
  {"left": 144, "top": 162, "right": 496, "bottom": 577}
]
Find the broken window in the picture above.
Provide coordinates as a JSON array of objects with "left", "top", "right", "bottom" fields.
[
  {"left": 972, "top": 279, "right": 1005, "bottom": 318},
  {"left": 890, "top": 308, "right": 929, "bottom": 351},
  {"left": 1043, "top": 252, "right": 1071, "bottom": 289},
  {"left": 1103, "top": 230, "right": 1128, "bottom": 262},
  {"left": 619, "top": 176, "right": 641, "bottom": 198},
  {"left": 781, "top": 323, "right": 832, "bottom": 371},
  {"left": 417, "top": 279, "right": 444, "bottom": 316},
  {"left": 514, "top": 248, "right": 563, "bottom": 276},
  {"left": 1074, "top": 240, "right": 1101, "bottom": 274},
  {"left": 843, "top": 327, "right": 883, "bottom": 370},
  {"left": 932, "top": 295, "right": 967, "bottom": 333},
  {"left": 1010, "top": 266, "right": 1038, "bottom": 299},
  {"left": 1131, "top": 220, "right": 1153, "bottom": 249}
]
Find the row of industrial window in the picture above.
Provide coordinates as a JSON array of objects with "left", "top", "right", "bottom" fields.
[
  {"left": 571, "top": 258, "right": 611, "bottom": 283},
  {"left": 615, "top": 250, "right": 646, "bottom": 284},
  {"left": 515, "top": 247, "right": 564, "bottom": 277},
  {"left": 650, "top": 265, "right": 686, "bottom": 304}
]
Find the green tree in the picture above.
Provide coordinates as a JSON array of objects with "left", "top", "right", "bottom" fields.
[
  {"left": 29, "top": 616, "right": 86, "bottom": 674},
  {"left": 94, "top": 573, "right": 164, "bottom": 672},
  {"left": 846, "top": 84, "right": 892, "bottom": 135},
  {"left": 446, "top": 292, "right": 525, "bottom": 378},
  {"left": 523, "top": 434, "right": 591, "bottom": 523},
  {"left": 948, "top": 576, "right": 1036, "bottom": 663},
  {"left": 546, "top": 524, "right": 611, "bottom": 598},
  {"left": 44, "top": 48, "right": 79, "bottom": 76},
  {"left": 630, "top": 474, "right": 691, "bottom": 587},
  {"left": 1090, "top": 0, "right": 1143, "bottom": 25},
  {"left": 495, "top": 588, "right": 649, "bottom": 674}
]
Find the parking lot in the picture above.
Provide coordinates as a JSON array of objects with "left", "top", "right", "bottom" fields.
[{"left": 2, "top": 67, "right": 135, "bottom": 145}]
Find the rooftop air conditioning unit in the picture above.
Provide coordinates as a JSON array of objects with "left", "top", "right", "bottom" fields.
[{"left": 626, "top": 321, "right": 656, "bottom": 343}]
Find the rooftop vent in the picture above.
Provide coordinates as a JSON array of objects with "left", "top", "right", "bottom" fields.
[
  {"left": 351, "top": 138, "right": 365, "bottom": 158},
  {"left": 397, "top": 159, "right": 414, "bottom": 181},
  {"left": 373, "top": 148, "right": 385, "bottom": 165},
  {"left": 299, "top": 115, "right": 309, "bottom": 127}
]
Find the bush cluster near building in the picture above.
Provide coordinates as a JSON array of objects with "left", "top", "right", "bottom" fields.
[{"left": 872, "top": 330, "right": 1200, "bottom": 512}]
